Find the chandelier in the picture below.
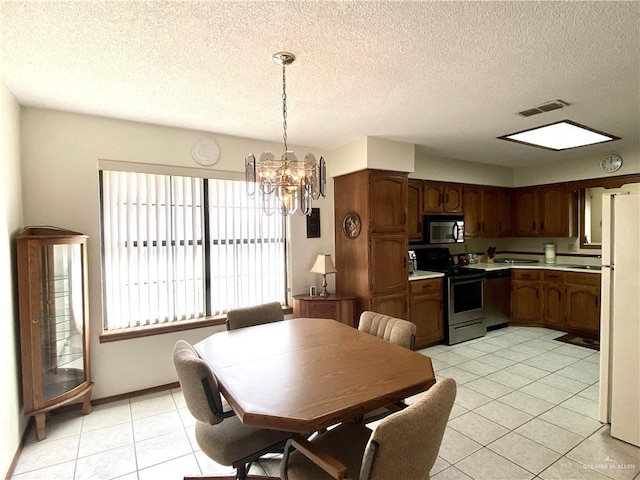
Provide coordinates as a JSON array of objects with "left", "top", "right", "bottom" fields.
[{"left": 245, "top": 52, "right": 326, "bottom": 216}]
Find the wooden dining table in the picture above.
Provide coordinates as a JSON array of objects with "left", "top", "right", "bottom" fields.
[{"left": 194, "top": 318, "right": 436, "bottom": 433}]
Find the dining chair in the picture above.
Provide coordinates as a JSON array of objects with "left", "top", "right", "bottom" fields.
[
  {"left": 280, "top": 377, "right": 457, "bottom": 480},
  {"left": 356, "top": 311, "right": 419, "bottom": 424},
  {"left": 226, "top": 301, "right": 284, "bottom": 331},
  {"left": 173, "top": 340, "right": 292, "bottom": 480},
  {"left": 357, "top": 311, "right": 416, "bottom": 350}
]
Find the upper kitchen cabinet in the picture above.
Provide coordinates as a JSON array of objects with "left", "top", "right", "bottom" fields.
[
  {"left": 463, "top": 186, "right": 506, "bottom": 238},
  {"left": 407, "top": 180, "right": 423, "bottom": 241},
  {"left": 514, "top": 187, "right": 539, "bottom": 237},
  {"left": 463, "top": 186, "right": 481, "bottom": 237},
  {"left": 370, "top": 171, "right": 408, "bottom": 233},
  {"left": 514, "top": 184, "right": 577, "bottom": 238},
  {"left": 496, "top": 188, "right": 513, "bottom": 237},
  {"left": 423, "top": 181, "right": 463, "bottom": 214}
]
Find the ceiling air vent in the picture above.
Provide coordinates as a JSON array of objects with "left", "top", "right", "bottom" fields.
[{"left": 517, "top": 99, "right": 569, "bottom": 117}]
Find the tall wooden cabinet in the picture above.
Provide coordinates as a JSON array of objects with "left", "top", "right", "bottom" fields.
[
  {"left": 334, "top": 170, "right": 409, "bottom": 320},
  {"left": 16, "top": 227, "right": 93, "bottom": 441}
]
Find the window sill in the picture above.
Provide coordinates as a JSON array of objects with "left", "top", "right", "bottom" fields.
[{"left": 99, "top": 306, "right": 293, "bottom": 343}]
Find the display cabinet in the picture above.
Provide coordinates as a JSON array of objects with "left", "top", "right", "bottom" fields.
[{"left": 16, "top": 227, "right": 92, "bottom": 441}]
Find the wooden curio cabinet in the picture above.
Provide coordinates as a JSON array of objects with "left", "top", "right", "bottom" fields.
[{"left": 16, "top": 227, "right": 93, "bottom": 441}]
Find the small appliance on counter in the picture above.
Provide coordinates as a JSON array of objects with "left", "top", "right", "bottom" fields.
[{"left": 408, "top": 250, "right": 417, "bottom": 274}]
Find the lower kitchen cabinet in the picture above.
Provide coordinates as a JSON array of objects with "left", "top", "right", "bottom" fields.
[
  {"left": 293, "top": 294, "right": 357, "bottom": 327},
  {"left": 510, "top": 270, "right": 542, "bottom": 324},
  {"left": 543, "top": 271, "right": 566, "bottom": 329},
  {"left": 565, "top": 272, "right": 601, "bottom": 337},
  {"left": 409, "top": 278, "right": 444, "bottom": 349},
  {"left": 510, "top": 269, "right": 601, "bottom": 338}
]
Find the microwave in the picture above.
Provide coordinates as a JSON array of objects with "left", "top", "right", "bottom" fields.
[{"left": 423, "top": 215, "right": 465, "bottom": 244}]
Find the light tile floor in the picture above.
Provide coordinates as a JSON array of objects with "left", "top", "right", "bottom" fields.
[{"left": 11, "top": 326, "right": 640, "bottom": 480}]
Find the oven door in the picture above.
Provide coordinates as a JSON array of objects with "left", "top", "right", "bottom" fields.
[{"left": 448, "top": 275, "right": 485, "bottom": 324}]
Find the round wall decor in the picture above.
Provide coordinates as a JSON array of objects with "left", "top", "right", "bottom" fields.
[
  {"left": 342, "top": 212, "right": 361, "bottom": 239},
  {"left": 600, "top": 154, "right": 622, "bottom": 173},
  {"left": 192, "top": 138, "right": 220, "bottom": 166}
]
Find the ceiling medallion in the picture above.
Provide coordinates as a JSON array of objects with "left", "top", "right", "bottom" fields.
[{"left": 245, "top": 52, "right": 326, "bottom": 216}]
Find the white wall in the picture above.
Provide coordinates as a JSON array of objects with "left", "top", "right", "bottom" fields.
[
  {"left": 0, "top": 81, "right": 24, "bottom": 477},
  {"left": 513, "top": 146, "right": 640, "bottom": 186},
  {"left": 20, "top": 107, "right": 334, "bottom": 399},
  {"left": 412, "top": 150, "right": 514, "bottom": 186}
]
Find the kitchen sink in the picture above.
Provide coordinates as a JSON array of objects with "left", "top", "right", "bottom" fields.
[{"left": 560, "top": 264, "right": 602, "bottom": 270}]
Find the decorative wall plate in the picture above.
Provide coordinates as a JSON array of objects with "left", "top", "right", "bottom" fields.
[
  {"left": 342, "top": 212, "right": 361, "bottom": 239},
  {"left": 192, "top": 138, "right": 220, "bottom": 166}
]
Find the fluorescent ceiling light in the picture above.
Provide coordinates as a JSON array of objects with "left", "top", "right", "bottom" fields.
[{"left": 498, "top": 120, "right": 620, "bottom": 151}]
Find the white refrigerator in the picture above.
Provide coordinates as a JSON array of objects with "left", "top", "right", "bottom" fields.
[{"left": 598, "top": 192, "right": 640, "bottom": 447}]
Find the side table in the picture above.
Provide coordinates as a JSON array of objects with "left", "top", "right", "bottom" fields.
[{"left": 292, "top": 294, "right": 358, "bottom": 328}]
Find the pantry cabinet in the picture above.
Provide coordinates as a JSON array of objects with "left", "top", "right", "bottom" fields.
[
  {"left": 16, "top": 227, "right": 93, "bottom": 441},
  {"left": 334, "top": 170, "right": 409, "bottom": 319}
]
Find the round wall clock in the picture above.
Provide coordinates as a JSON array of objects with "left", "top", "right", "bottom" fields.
[
  {"left": 342, "top": 212, "right": 361, "bottom": 239},
  {"left": 192, "top": 138, "right": 220, "bottom": 166},
  {"left": 600, "top": 154, "right": 622, "bottom": 173}
]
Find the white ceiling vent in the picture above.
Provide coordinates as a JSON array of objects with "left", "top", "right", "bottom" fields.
[{"left": 517, "top": 99, "right": 570, "bottom": 117}]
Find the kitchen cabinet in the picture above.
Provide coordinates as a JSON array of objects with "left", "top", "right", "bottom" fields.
[
  {"left": 514, "top": 188, "right": 539, "bottom": 237},
  {"left": 370, "top": 172, "right": 408, "bottom": 233},
  {"left": 510, "top": 270, "right": 542, "bottom": 324},
  {"left": 514, "top": 184, "right": 577, "bottom": 237},
  {"left": 334, "top": 170, "right": 408, "bottom": 319},
  {"left": 463, "top": 186, "right": 481, "bottom": 237},
  {"left": 496, "top": 188, "right": 513, "bottom": 237},
  {"left": 293, "top": 294, "right": 357, "bottom": 327},
  {"left": 408, "top": 180, "right": 423, "bottom": 241},
  {"left": 543, "top": 271, "right": 565, "bottom": 329},
  {"left": 423, "top": 181, "right": 463, "bottom": 214},
  {"left": 463, "top": 186, "right": 500, "bottom": 238},
  {"left": 565, "top": 272, "right": 601, "bottom": 337},
  {"left": 370, "top": 234, "right": 409, "bottom": 295},
  {"left": 510, "top": 268, "right": 601, "bottom": 337},
  {"left": 16, "top": 227, "right": 93, "bottom": 441},
  {"left": 409, "top": 278, "right": 444, "bottom": 348}
]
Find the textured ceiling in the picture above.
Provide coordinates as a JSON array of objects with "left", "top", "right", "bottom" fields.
[{"left": 1, "top": 1, "right": 639, "bottom": 167}]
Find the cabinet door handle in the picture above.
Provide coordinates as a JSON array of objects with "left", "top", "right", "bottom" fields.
[
  {"left": 498, "top": 221, "right": 502, "bottom": 231},
  {"left": 533, "top": 221, "right": 536, "bottom": 230},
  {"left": 541, "top": 220, "right": 545, "bottom": 230},
  {"left": 32, "top": 318, "right": 39, "bottom": 324},
  {"left": 482, "top": 222, "right": 485, "bottom": 231},
  {"left": 477, "top": 222, "right": 481, "bottom": 231},
  {"left": 445, "top": 193, "right": 449, "bottom": 204}
]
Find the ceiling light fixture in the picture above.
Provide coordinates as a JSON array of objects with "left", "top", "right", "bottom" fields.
[
  {"left": 245, "top": 52, "right": 325, "bottom": 216},
  {"left": 498, "top": 120, "right": 620, "bottom": 151}
]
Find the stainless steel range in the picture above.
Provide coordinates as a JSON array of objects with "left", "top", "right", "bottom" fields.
[{"left": 414, "top": 248, "right": 486, "bottom": 345}]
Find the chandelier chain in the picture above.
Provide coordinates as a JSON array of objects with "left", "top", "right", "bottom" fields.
[{"left": 282, "top": 64, "right": 288, "bottom": 153}]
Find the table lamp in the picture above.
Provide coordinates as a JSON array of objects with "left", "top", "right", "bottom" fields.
[{"left": 310, "top": 254, "right": 337, "bottom": 297}]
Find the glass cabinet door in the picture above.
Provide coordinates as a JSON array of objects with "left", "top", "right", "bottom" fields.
[{"left": 39, "top": 243, "right": 86, "bottom": 400}]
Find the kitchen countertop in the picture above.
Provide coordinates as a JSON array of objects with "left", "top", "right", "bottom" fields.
[
  {"left": 408, "top": 270, "right": 445, "bottom": 281},
  {"left": 469, "top": 262, "right": 602, "bottom": 274}
]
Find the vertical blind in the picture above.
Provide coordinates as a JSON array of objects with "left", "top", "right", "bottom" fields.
[{"left": 100, "top": 170, "right": 286, "bottom": 331}]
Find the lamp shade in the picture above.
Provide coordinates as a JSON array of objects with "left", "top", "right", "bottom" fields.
[{"left": 310, "top": 254, "right": 337, "bottom": 275}]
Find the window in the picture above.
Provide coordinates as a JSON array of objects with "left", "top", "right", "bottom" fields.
[{"left": 100, "top": 169, "right": 286, "bottom": 332}]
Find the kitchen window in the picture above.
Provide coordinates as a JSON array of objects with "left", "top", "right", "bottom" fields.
[{"left": 99, "top": 169, "right": 286, "bottom": 338}]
